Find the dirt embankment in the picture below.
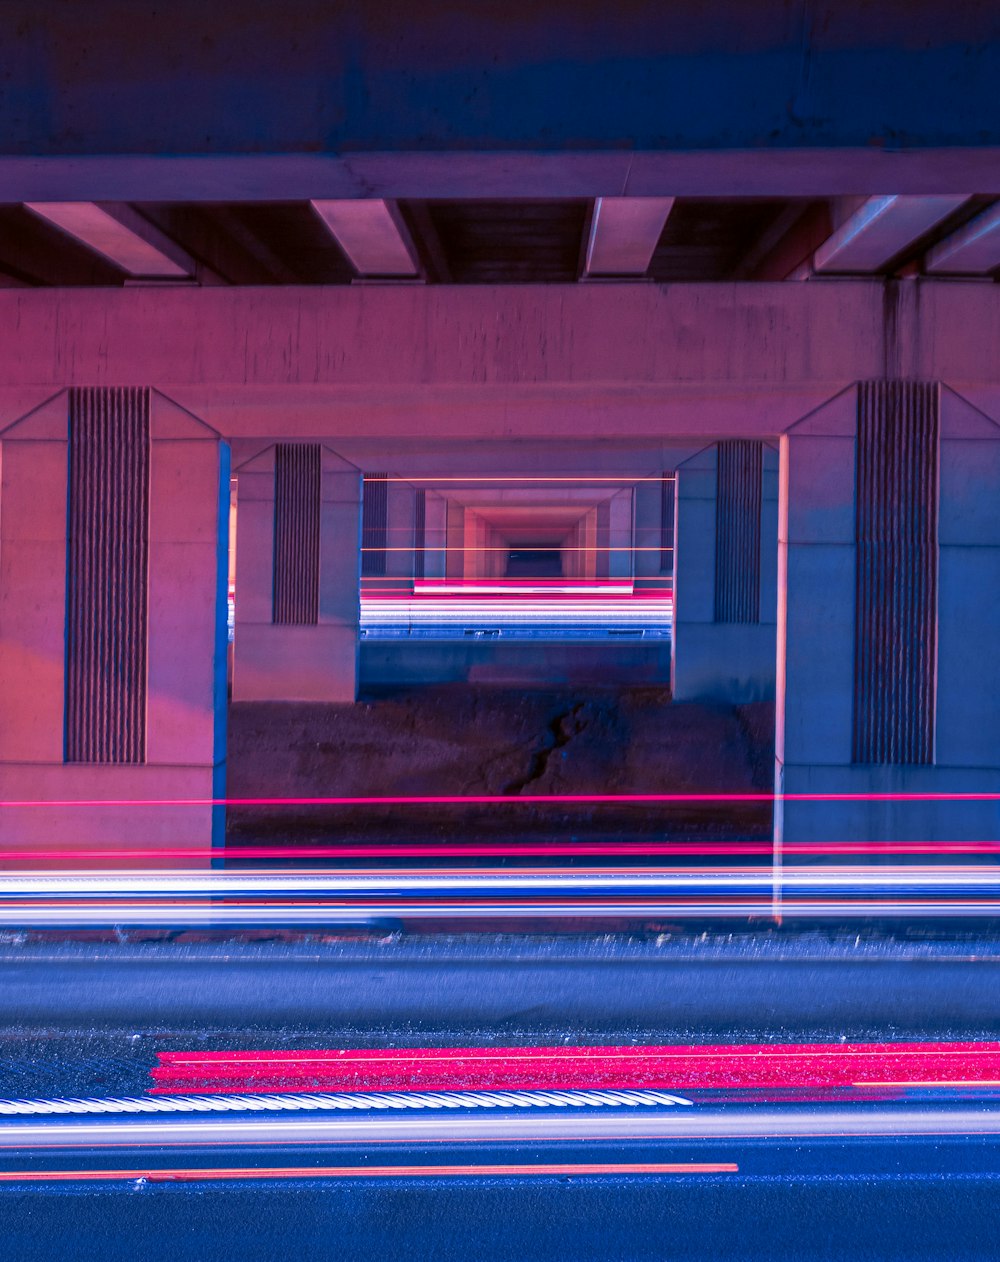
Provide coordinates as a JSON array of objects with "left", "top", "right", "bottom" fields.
[{"left": 226, "top": 688, "right": 775, "bottom": 845}]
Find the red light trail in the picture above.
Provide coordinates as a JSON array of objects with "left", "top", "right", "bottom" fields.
[{"left": 150, "top": 1042, "right": 1000, "bottom": 1095}]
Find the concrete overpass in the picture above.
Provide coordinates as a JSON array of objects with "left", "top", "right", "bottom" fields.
[{"left": 0, "top": 2, "right": 998, "bottom": 860}]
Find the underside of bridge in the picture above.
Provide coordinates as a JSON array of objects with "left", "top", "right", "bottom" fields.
[{"left": 1, "top": 1, "right": 999, "bottom": 864}]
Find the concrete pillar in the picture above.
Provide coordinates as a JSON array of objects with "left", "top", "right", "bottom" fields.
[
  {"left": 671, "top": 442, "right": 778, "bottom": 702},
  {"left": 487, "top": 525, "right": 506, "bottom": 578},
  {"left": 632, "top": 476, "right": 663, "bottom": 584},
  {"left": 562, "top": 519, "right": 583, "bottom": 579},
  {"left": 385, "top": 479, "right": 415, "bottom": 579},
  {"left": 0, "top": 389, "right": 228, "bottom": 866},
  {"left": 423, "top": 492, "right": 447, "bottom": 579},
  {"left": 232, "top": 443, "right": 361, "bottom": 702},
  {"left": 595, "top": 500, "right": 610, "bottom": 579},
  {"left": 583, "top": 507, "right": 598, "bottom": 580},
  {"left": 607, "top": 488, "right": 635, "bottom": 579},
  {"left": 463, "top": 510, "right": 481, "bottom": 579},
  {"left": 777, "top": 383, "right": 1000, "bottom": 844},
  {"left": 445, "top": 501, "right": 464, "bottom": 580}
]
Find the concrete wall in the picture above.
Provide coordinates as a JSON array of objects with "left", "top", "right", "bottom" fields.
[
  {"left": 0, "top": 391, "right": 228, "bottom": 865},
  {"left": 671, "top": 443, "right": 778, "bottom": 703}
]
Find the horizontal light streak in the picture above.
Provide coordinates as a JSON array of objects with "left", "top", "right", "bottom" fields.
[
  {"left": 7, "top": 866, "right": 1000, "bottom": 893},
  {"left": 0, "top": 1088, "right": 694, "bottom": 1117},
  {"left": 362, "top": 546, "right": 672, "bottom": 551},
  {"left": 0, "top": 1161, "right": 737, "bottom": 1183},
  {"left": 409, "top": 582, "right": 639, "bottom": 595},
  {"left": 380, "top": 476, "right": 677, "bottom": 483},
  {"left": 859, "top": 1082, "right": 1000, "bottom": 1089},
  {"left": 2, "top": 792, "right": 997, "bottom": 807},
  {"left": 2, "top": 841, "right": 1000, "bottom": 863},
  {"left": 152, "top": 1042, "right": 1000, "bottom": 1094},
  {"left": 2, "top": 1109, "right": 998, "bottom": 1148},
  {"left": 4, "top": 901, "right": 1000, "bottom": 924},
  {"left": 361, "top": 604, "right": 671, "bottom": 622}
]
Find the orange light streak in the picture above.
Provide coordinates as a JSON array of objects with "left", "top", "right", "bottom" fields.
[{"left": 0, "top": 1161, "right": 737, "bottom": 1183}]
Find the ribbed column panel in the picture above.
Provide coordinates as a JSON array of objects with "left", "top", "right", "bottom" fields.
[
  {"left": 413, "top": 488, "right": 426, "bottom": 580},
  {"left": 714, "top": 440, "right": 762, "bottom": 623},
  {"left": 660, "top": 473, "right": 675, "bottom": 572},
  {"left": 853, "top": 381, "right": 938, "bottom": 765},
  {"left": 361, "top": 472, "right": 388, "bottom": 577},
  {"left": 272, "top": 443, "right": 320, "bottom": 625},
  {"left": 65, "top": 386, "right": 150, "bottom": 764}
]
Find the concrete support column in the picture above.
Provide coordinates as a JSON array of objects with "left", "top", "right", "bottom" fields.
[
  {"left": 583, "top": 508, "right": 598, "bottom": 580},
  {"left": 422, "top": 492, "right": 447, "bottom": 579},
  {"left": 463, "top": 510, "right": 482, "bottom": 579},
  {"left": 607, "top": 488, "right": 635, "bottom": 579},
  {"left": 385, "top": 479, "right": 415, "bottom": 579},
  {"left": 633, "top": 476, "right": 663, "bottom": 586},
  {"left": 671, "top": 442, "right": 778, "bottom": 702},
  {"left": 445, "top": 501, "right": 464, "bottom": 580},
  {"left": 232, "top": 443, "right": 361, "bottom": 702},
  {"left": 0, "top": 389, "right": 228, "bottom": 865},
  {"left": 487, "top": 526, "right": 506, "bottom": 578},
  {"left": 777, "top": 383, "right": 1000, "bottom": 844},
  {"left": 563, "top": 519, "right": 583, "bottom": 579}
]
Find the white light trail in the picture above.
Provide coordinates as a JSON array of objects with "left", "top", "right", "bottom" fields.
[
  {"left": 0, "top": 1088, "right": 693, "bottom": 1118},
  {"left": 3, "top": 1107, "right": 1000, "bottom": 1148}
]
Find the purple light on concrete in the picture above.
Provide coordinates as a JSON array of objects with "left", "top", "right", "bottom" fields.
[
  {"left": 24, "top": 203, "right": 190, "bottom": 277},
  {"left": 925, "top": 202, "right": 1000, "bottom": 274},
  {"left": 813, "top": 195, "right": 970, "bottom": 273},
  {"left": 311, "top": 199, "right": 419, "bottom": 276},
  {"left": 584, "top": 197, "right": 675, "bottom": 275}
]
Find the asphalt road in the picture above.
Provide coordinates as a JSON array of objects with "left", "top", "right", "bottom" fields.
[
  {"left": 2, "top": 933, "right": 1000, "bottom": 1097},
  {"left": 3, "top": 934, "right": 1000, "bottom": 1259},
  {"left": 4, "top": 1137, "right": 1000, "bottom": 1261}
]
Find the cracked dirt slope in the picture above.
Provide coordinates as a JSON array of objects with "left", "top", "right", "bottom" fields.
[{"left": 226, "top": 688, "right": 775, "bottom": 844}]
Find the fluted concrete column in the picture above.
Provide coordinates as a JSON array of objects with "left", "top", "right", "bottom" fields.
[
  {"left": 0, "top": 389, "right": 229, "bottom": 865},
  {"left": 232, "top": 443, "right": 361, "bottom": 702},
  {"left": 670, "top": 441, "right": 778, "bottom": 702},
  {"left": 776, "top": 383, "right": 1000, "bottom": 844}
]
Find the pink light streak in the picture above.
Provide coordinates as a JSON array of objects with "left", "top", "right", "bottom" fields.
[
  {"left": 0, "top": 841, "right": 998, "bottom": 862},
  {"left": 151, "top": 1041, "right": 1000, "bottom": 1094},
  {"left": 0, "top": 791, "right": 998, "bottom": 808}
]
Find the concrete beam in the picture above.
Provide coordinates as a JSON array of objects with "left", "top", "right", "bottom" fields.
[
  {"left": 311, "top": 200, "right": 420, "bottom": 278},
  {"left": 0, "top": 282, "right": 896, "bottom": 398},
  {"left": 6, "top": 3, "right": 1000, "bottom": 200},
  {"left": 4, "top": 285, "right": 1000, "bottom": 444},
  {"left": 925, "top": 202, "right": 1000, "bottom": 275},
  {"left": 23, "top": 203, "right": 199, "bottom": 279},
  {"left": 583, "top": 198, "right": 674, "bottom": 276},
  {"left": 812, "top": 196, "right": 970, "bottom": 274},
  {"left": 11, "top": 152, "right": 1000, "bottom": 203}
]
